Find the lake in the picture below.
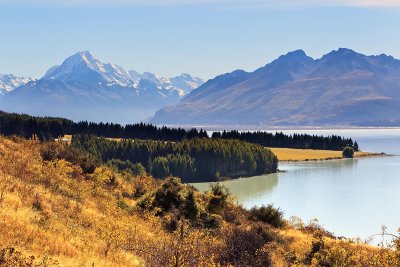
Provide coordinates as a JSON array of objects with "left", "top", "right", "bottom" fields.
[{"left": 193, "top": 129, "right": 400, "bottom": 241}]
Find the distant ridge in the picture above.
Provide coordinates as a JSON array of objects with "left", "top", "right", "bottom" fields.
[{"left": 151, "top": 48, "right": 400, "bottom": 127}]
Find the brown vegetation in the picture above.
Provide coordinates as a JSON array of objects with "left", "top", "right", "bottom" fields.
[
  {"left": 0, "top": 135, "right": 399, "bottom": 266},
  {"left": 270, "top": 147, "right": 379, "bottom": 162}
]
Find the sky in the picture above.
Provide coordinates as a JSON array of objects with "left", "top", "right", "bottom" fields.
[{"left": 0, "top": 0, "right": 400, "bottom": 80}]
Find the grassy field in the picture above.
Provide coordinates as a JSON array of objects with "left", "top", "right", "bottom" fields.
[{"left": 269, "top": 147, "right": 377, "bottom": 161}]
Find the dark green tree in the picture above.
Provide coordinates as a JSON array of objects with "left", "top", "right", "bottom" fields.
[
  {"left": 151, "top": 156, "right": 170, "bottom": 179},
  {"left": 342, "top": 146, "right": 354, "bottom": 158},
  {"left": 183, "top": 191, "right": 199, "bottom": 221},
  {"left": 207, "top": 183, "right": 230, "bottom": 214},
  {"left": 131, "top": 162, "right": 146, "bottom": 176}
]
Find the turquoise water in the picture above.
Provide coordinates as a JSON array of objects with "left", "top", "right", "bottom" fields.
[{"left": 193, "top": 129, "right": 400, "bottom": 241}]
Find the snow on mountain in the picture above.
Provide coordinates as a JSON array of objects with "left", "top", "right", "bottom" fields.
[
  {"left": 128, "top": 70, "right": 142, "bottom": 88},
  {"left": 0, "top": 50, "right": 204, "bottom": 123},
  {"left": 42, "top": 50, "right": 204, "bottom": 95},
  {"left": 44, "top": 50, "right": 133, "bottom": 87},
  {"left": 0, "top": 74, "right": 35, "bottom": 95},
  {"left": 128, "top": 70, "right": 204, "bottom": 96},
  {"left": 170, "top": 73, "right": 204, "bottom": 93}
]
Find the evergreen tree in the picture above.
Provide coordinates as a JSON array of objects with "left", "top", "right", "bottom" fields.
[
  {"left": 184, "top": 191, "right": 199, "bottom": 221},
  {"left": 342, "top": 146, "right": 355, "bottom": 158},
  {"left": 151, "top": 157, "right": 170, "bottom": 179}
]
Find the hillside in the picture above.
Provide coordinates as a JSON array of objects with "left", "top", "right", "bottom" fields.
[
  {"left": 0, "top": 51, "right": 203, "bottom": 124},
  {"left": 151, "top": 48, "right": 400, "bottom": 127},
  {"left": 1, "top": 135, "right": 399, "bottom": 266}
]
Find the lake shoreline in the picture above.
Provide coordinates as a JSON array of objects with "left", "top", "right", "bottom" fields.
[
  {"left": 279, "top": 152, "right": 392, "bottom": 163},
  {"left": 269, "top": 147, "right": 392, "bottom": 162}
]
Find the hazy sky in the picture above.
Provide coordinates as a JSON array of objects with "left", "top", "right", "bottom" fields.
[{"left": 1, "top": 0, "right": 399, "bottom": 79}]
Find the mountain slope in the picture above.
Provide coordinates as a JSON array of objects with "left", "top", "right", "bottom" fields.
[
  {"left": 0, "top": 74, "right": 34, "bottom": 95},
  {"left": 0, "top": 51, "right": 203, "bottom": 123},
  {"left": 151, "top": 48, "right": 400, "bottom": 126}
]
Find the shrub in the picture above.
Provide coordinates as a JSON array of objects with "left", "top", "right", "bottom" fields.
[
  {"left": 342, "top": 146, "right": 354, "bottom": 158},
  {"left": 207, "top": 183, "right": 230, "bottom": 214},
  {"left": 40, "top": 142, "right": 62, "bottom": 161},
  {"left": 200, "top": 212, "right": 221, "bottom": 229},
  {"left": 133, "top": 183, "right": 147, "bottom": 198},
  {"left": 79, "top": 154, "right": 99, "bottom": 174},
  {"left": 183, "top": 191, "right": 199, "bottom": 221},
  {"left": 147, "top": 177, "right": 185, "bottom": 213},
  {"left": 131, "top": 162, "right": 146, "bottom": 176},
  {"left": 219, "top": 224, "right": 275, "bottom": 266},
  {"left": 40, "top": 142, "right": 100, "bottom": 174},
  {"left": 248, "top": 204, "right": 285, "bottom": 228},
  {"left": 164, "top": 210, "right": 180, "bottom": 232}
]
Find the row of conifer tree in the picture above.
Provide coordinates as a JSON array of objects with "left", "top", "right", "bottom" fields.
[
  {"left": 71, "top": 134, "right": 278, "bottom": 182},
  {"left": 0, "top": 111, "right": 358, "bottom": 151}
]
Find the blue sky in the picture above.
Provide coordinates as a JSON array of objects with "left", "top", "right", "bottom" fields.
[{"left": 0, "top": 0, "right": 399, "bottom": 80}]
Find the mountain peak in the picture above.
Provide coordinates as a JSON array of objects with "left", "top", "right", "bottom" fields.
[
  {"left": 277, "top": 49, "right": 310, "bottom": 61},
  {"left": 76, "top": 50, "right": 96, "bottom": 62},
  {"left": 43, "top": 50, "right": 133, "bottom": 87},
  {"left": 80, "top": 50, "right": 94, "bottom": 56},
  {"left": 322, "top": 48, "right": 361, "bottom": 60},
  {"left": 65, "top": 50, "right": 102, "bottom": 71},
  {"left": 287, "top": 49, "right": 307, "bottom": 57},
  {"left": 337, "top": 47, "right": 355, "bottom": 54},
  {"left": 179, "top": 73, "right": 192, "bottom": 79}
]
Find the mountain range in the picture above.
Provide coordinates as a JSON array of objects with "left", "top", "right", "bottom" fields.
[
  {"left": 151, "top": 48, "right": 400, "bottom": 127},
  {"left": 0, "top": 74, "right": 34, "bottom": 95},
  {"left": 0, "top": 51, "right": 203, "bottom": 123}
]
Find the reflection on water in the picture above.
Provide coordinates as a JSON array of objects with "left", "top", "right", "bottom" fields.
[
  {"left": 283, "top": 158, "right": 358, "bottom": 176},
  {"left": 193, "top": 129, "right": 400, "bottom": 240},
  {"left": 192, "top": 173, "right": 279, "bottom": 203},
  {"left": 193, "top": 159, "right": 359, "bottom": 208}
]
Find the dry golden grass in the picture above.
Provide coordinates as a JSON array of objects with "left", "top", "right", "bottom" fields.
[
  {"left": 0, "top": 136, "right": 176, "bottom": 266},
  {"left": 0, "top": 135, "right": 398, "bottom": 266},
  {"left": 269, "top": 147, "right": 377, "bottom": 161}
]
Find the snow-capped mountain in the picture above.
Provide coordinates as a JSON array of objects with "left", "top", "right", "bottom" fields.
[
  {"left": 0, "top": 51, "right": 204, "bottom": 124},
  {"left": 44, "top": 51, "right": 133, "bottom": 87},
  {"left": 0, "top": 74, "right": 34, "bottom": 95},
  {"left": 170, "top": 73, "right": 204, "bottom": 93},
  {"left": 128, "top": 70, "right": 204, "bottom": 96}
]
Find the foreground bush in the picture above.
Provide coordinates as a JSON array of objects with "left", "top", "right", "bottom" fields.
[
  {"left": 249, "top": 204, "right": 285, "bottom": 228},
  {"left": 40, "top": 141, "right": 100, "bottom": 173},
  {"left": 219, "top": 224, "right": 277, "bottom": 266}
]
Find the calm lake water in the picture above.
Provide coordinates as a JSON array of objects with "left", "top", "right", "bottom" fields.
[{"left": 193, "top": 129, "right": 400, "bottom": 241}]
